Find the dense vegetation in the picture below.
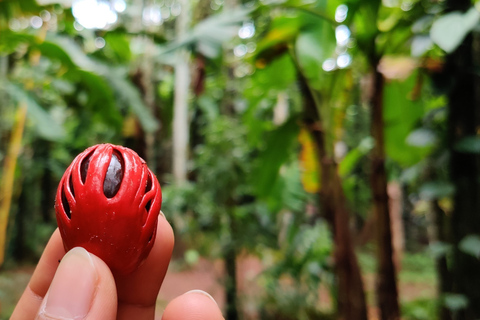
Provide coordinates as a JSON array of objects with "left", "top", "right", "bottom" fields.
[{"left": 1, "top": 0, "right": 480, "bottom": 319}]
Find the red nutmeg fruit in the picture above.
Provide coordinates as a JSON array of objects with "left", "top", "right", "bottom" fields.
[{"left": 55, "top": 144, "right": 162, "bottom": 275}]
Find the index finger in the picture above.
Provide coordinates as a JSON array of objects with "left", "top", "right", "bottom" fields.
[{"left": 115, "top": 214, "right": 175, "bottom": 320}]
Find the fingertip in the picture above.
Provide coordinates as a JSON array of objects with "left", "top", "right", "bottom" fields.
[
  {"left": 157, "top": 213, "right": 174, "bottom": 254},
  {"left": 162, "top": 290, "right": 224, "bottom": 320}
]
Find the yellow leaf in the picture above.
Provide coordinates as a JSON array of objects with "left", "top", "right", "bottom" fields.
[{"left": 298, "top": 129, "right": 320, "bottom": 193}]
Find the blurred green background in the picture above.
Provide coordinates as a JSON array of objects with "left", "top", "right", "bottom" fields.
[{"left": 1, "top": 0, "right": 480, "bottom": 319}]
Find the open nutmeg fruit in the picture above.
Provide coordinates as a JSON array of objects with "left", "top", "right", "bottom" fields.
[{"left": 54, "top": 144, "right": 162, "bottom": 276}]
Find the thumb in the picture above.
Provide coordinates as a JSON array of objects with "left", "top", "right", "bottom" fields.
[{"left": 35, "top": 247, "right": 117, "bottom": 320}]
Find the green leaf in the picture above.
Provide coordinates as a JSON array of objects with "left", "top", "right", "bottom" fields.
[
  {"left": 252, "top": 116, "right": 300, "bottom": 197},
  {"left": 161, "top": 7, "right": 251, "bottom": 58},
  {"left": 443, "top": 293, "right": 469, "bottom": 311},
  {"left": 3, "top": 82, "right": 65, "bottom": 141},
  {"left": 400, "top": 162, "right": 423, "bottom": 184},
  {"left": 411, "top": 35, "right": 433, "bottom": 57},
  {"left": 429, "top": 241, "right": 451, "bottom": 259},
  {"left": 383, "top": 72, "right": 429, "bottom": 166},
  {"left": 351, "top": 0, "right": 381, "bottom": 55},
  {"left": 295, "top": 21, "right": 336, "bottom": 88},
  {"left": 254, "top": 15, "right": 302, "bottom": 61},
  {"left": 34, "top": 41, "right": 77, "bottom": 68},
  {"left": 406, "top": 128, "right": 437, "bottom": 147},
  {"left": 419, "top": 181, "right": 454, "bottom": 200},
  {"left": 49, "top": 36, "right": 101, "bottom": 72},
  {"left": 74, "top": 70, "right": 123, "bottom": 130},
  {"left": 104, "top": 32, "right": 132, "bottom": 63},
  {"left": 455, "top": 136, "right": 480, "bottom": 153},
  {"left": 47, "top": 36, "right": 158, "bottom": 132},
  {"left": 254, "top": 54, "right": 296, "bottom": 91},
  {"left": 339, "top": 136, "right": 374, "bottom": 177},
  {"left": 0, "top": 0, "right": 41, "bottom": 20},
  {"left": 0, "top": 33, "right": 77, "bottom": 69},
  {"left": 36, "top": 0, "right": 72, "bottom": 6},
  {"left": 105, "top": 70, "right": 159, "bottom": 133},
  {"left": 0, "top": 31, "right": 34, "bottom": 54},
  {"left": 459, "top": 235, "right": 480, "bottom": 258},
  {"left": 197, "top": 95, "right": 219, "bottom": 122},
  {"left": 430, "top": 7, "right": 480, "bottom": 53}
]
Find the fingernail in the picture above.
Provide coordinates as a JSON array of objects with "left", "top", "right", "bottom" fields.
[
  {"left": 184, "top": 289, "right": 218, "bottom": 306},
  {"left": 41, "top": 247, "right": 98, "bottom": 319},
  {"left": 159, "top": 210, "right": 166, "bottom": 219}
]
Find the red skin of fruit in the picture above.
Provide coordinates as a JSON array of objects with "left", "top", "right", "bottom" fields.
[{"left": 55, "top": 144, "right": 162, "bottom": 276}]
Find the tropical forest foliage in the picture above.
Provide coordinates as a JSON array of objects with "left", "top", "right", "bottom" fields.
[{"left": 1, "top": 0, "right": 480, "bottom": 319}]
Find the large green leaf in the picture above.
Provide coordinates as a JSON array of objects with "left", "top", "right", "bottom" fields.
[
  {"left": 160, "top": 7, "right": 251, "bottom": 58},
  {"left": 459, "top": 235, "right": 480, "bottom": 258},
  {"left": 252, "top": 116, "right": 300, "bottom": 197},
  {"left": 2, "top": 81, "right": 65, "bottom": 141},
  {"left": 1, "top": 33, "right": 78, "bottom": 69},
  {"left": 295, "top": 17, "right": 336, "bottom": 89},
  {"left": 36, "top": 0, "right": 72, "bottom": 6},
  {"left": 247, "top": 54, "right": 296, "bottom": 97},
  {"left": 105, "top": 69, "right": 159, "bottom": 133},
  {"left": 50, "top": 36, "right": 101, "bottom": 72},
  {"left": 419, "top": 181, "right": 455, "bottom": 200},
  {"left": 383, "top": 72, "right": 430, "bottom": 166},
  {"left": 7, "top": 35, "right": 123, "bottom": 129},
  {"left": 0, "top": 0, "right": 41, "bottom": 20},
  {"left": 430, "top": 7, "right": 480, "bottom": 53},
  {"left": 254, "top": 15, "right": 302, "bottom": 62},
  {"left": 34, "top": 41, "right": 77, "bottom": 69},
  {"left": 349, "top": 0, "right": 381, "bottom": 56},
  {"left": 49, "top": 36, "right": 159, "bottom": 132},
  {"left": 455, "top": 136, "right": 480, "bottom": 153},
  {"left": 0, "top": 31, "right": 35, "bottom": 54},
  {"left": 104, "top": 32, "right": 132, "bottom": 63},
  {"left": 339, "top": 136, "right": 374, "bottom": 177},
  {"left": 73, "top": 70, "right": 123, "bottom": 130}
]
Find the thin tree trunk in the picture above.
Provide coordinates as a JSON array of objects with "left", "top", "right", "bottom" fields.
[
  {"left": 141, "top": 38, "right": 157, "bottom": 168},
  {"left": 444, "top": 0, "right": 480, "bottom": 315},
  {"left": 224, "top": 241, "right": 239, "bottom": 320},
  {"left": 0, "top": 103, "right": 27, "bottom": 267},
  {"left": 299, "top": 74, "right": 368, "bottom": 320},
  {"left": 12, "top": 176, "right": 28, "bottom": 262},
  {"left": 38, "top": 141, "right": 53, "bottom": 223},
  {"left": 370, "top": 69, "right": 400, "bottom": 320},
  {"left": 172, "top": 0, "right": 191, "bottom": 183},
  {"left": 431, "top": 199, "right": 452, "bottom": 320},
  {"left": 225, "top": 246, "right": 238, "bottom": 320},
  {"left": 422, "top": 159, "right": 452, "bottom": 320},
  {"left": 224, "top": 203, "right": 239, "bottom": 320}
]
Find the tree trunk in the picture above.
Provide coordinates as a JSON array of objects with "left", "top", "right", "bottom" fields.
[
  {"left": 299, "top": 75, "right": 368, "bottom": 320},
  {"left": 224, "top": 205, "right": 239, "bottom": 320},
  {"left": 38, "top": 141, "right": 53, "bottom": 223},
  {"left": 444, "top": 1, "right": 480, "bottom": 316},
  {"left": 370, "top": 69, "right": 400, "bottom": 320},
  {"left": 172, "top": 0, "right": 191, "bottom": 183},
  {"left": 224, "top": 245, "right": 238, "bottom": 320},
  {"left": 0, "top": 103, "right": 27, "bottom": 267},
  {"left": 12, "top": 176, "right": 28, "bottom": 262},
  {"left": 431, "top": 199, "right": 452, "bottom": 320}
]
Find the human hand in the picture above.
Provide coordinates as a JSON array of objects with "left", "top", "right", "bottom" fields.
[{"left": 10, "top": 214, "right": 224, "bottom": 320}]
